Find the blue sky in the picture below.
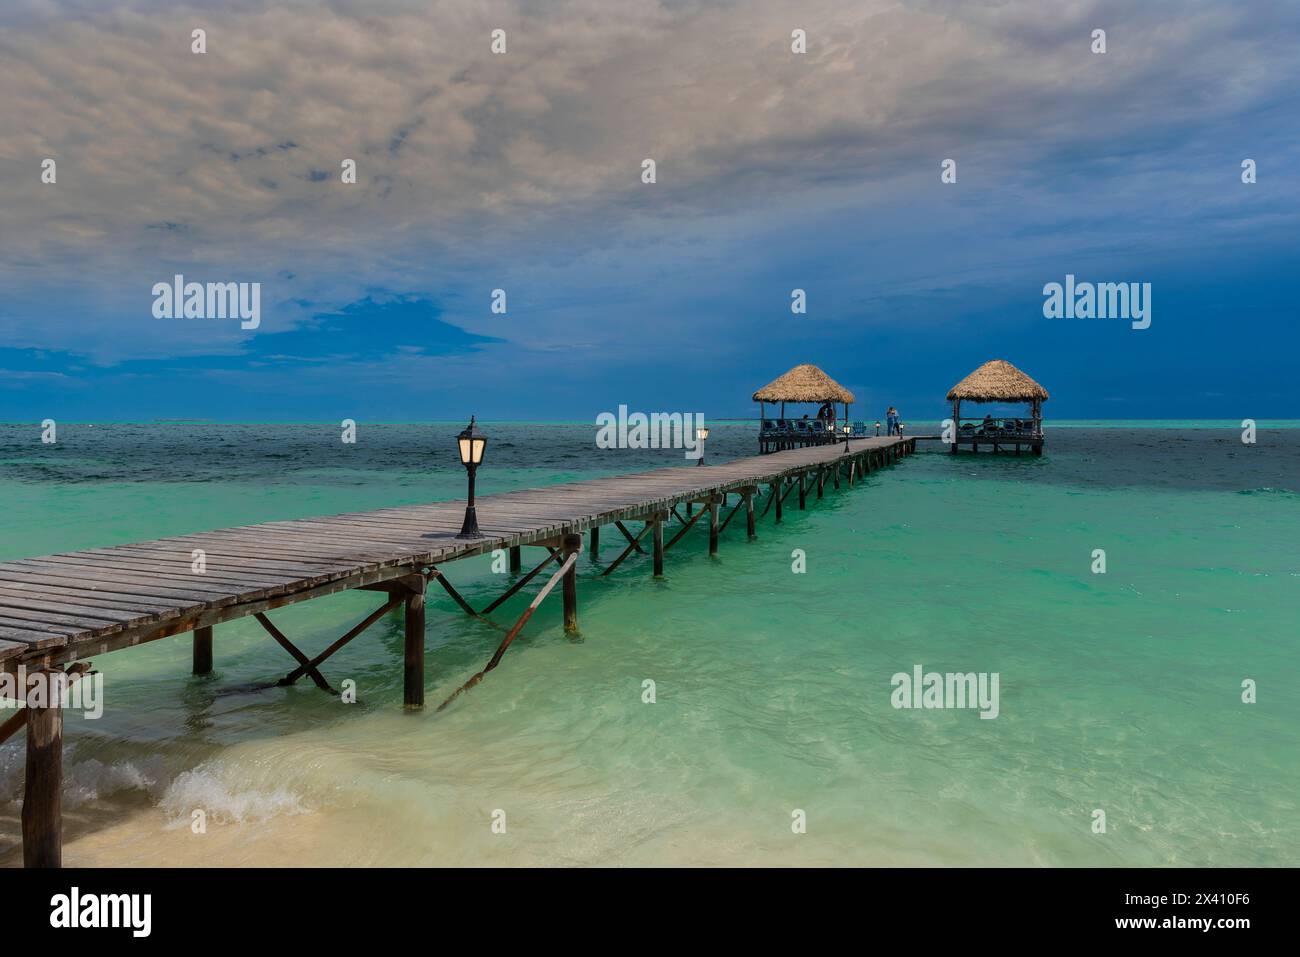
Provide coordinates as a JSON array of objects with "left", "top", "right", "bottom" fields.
[{"left": 2, "top": 0, "right": 1298, "bottom": 422}]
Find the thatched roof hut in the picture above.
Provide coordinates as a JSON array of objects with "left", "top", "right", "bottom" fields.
[
  {"left": 946, "top": 359, "right": 1048, "bottom": 455},
  {"left": 753, "top": 364, "right": 856, "bottom": 453},
  {"left": 752, "top": 364, "right": 855, "bottom": 404},
  {"left": 947, "top": 359, "right": 1048, "bottom": 403}
]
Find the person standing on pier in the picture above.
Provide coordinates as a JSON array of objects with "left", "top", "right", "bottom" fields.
[{"left": 886, "top": 406, "right": 899, "bottom": 435}]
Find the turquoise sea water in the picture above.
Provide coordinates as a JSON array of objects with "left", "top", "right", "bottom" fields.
[{"left": 1, "top": 422, "right": 1297, "bottom": 866}]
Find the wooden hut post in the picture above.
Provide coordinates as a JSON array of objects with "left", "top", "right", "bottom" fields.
[
  {"left": 404, "top": 583, "right": 426, "bottom": 709},
  {"left": 1032, "top": 398, "right": 1043, "bottom": 455},
  {"left": 192, "top": 625, "right": 213, "bottom": 675},
  {"left": 951, "top": 398, "right": 960, "bottom": 454},
  {"left": 23, "top": 670, "right": 65, "bottom": 868},
  {"left": 562, "top": 533, "right": 581, "bottom": 632}
]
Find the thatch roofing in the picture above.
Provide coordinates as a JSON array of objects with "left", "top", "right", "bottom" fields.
[
  {"left": 752, "top": 364, "right": 855, "bottom": 404},
  {"left": 947, "top": 359, "right": 1049, "bottom": 403}
]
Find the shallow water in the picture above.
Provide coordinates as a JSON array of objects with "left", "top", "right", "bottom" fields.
[{"left": 1, "top": 422, "right": 1297, "bottom": 866}]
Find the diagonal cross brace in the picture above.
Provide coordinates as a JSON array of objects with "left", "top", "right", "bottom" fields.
[
  {"left": 480, "top": 549, "right": 559, "bottom": 615},
  {"left": 437, "top": 552, "right": 578, "bottom": 712},
  {"left": 716, "top": 495, "right": 746, "bottom": 535},
  {"left": 601, "top": 520, "right": 655, "bottom": 577},
  {"left": 613, "top": 521, "right": 647, "bottom": 554},
  {"left": 273, "top": 595, "right": 404, "bottom": 688}
]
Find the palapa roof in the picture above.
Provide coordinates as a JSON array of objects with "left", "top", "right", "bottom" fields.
[
  {"left": 752, "top": 363, "right": 855, "bottom": 404},
  {"left": 947, "top": 359, "right": 1049, "bottom": 403}
]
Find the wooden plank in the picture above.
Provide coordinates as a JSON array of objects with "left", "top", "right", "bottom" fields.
[
  {"left": 2, "top": 561, "right": 251, "bottom": 598},
  {"left": 0, "top": 627, "right": 68, "bottom": 650}
]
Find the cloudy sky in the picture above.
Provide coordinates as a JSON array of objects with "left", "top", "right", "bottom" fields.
[{"left": 2, "top": 0, "right": 1297, "bottom": 421}]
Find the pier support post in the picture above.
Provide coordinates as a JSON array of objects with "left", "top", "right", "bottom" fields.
[
  {"left": 745, "top": 490, "right": 756, "bottom": 538},
  {"left": 403, "top": 585, "right": 426, "bottom": 709},
  {"left": 709, "top": 500, "right": 719, "bottom": 556},
  {"left": 798, "top": 472, "right": 806, "bottom": 510},
  {"left": 589, "top": 527, "right": 600, "bottom": 558},
  {"left": 22, "top": 671, "right": 64, "bottom": 868},
  {"left": 816, "top": 468, "right": 824, "bottom": 499},
  {"left": 562, "top": 533, "right": 581, "bottom": 632},
  {"left": 192, "top": 625, "right": 213, "bottom": 676},
  {"left": 508, "top": 546, "right": 522, "bottom": 574},
  {"left": 833, "top": 463, "right": 840, "bottom": 489},
  {"left": 652, "top": 519, "right": 664, "bottom": 576},
  {"left": 773, "top": 482, "right": 783, "bottom": 522}
]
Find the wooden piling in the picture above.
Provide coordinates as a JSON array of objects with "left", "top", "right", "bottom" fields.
[
  {"left": 508, "top": 546, "right": 522, "bottom": 574},
  {"left": 773, "top": 482, "right": 783, "bottom": 522},
  {"left": 22, "top": 672, "right": 63, "bottom": 868},
  {"left": 403, "top": 586, "right": 426, "bottom": 709},
  {"left": 562, "top": 533, "right": 581, "bottom": 632},
  {"left": 745, "top": 490, "right": 756, "bottom": 538},
  {"left": 709, "top": 500, "right": 720, "bottom": 556},
  {"left": 652, "top": 519, "right": 664, "bottom": 576},
  {"left": 798, "top": 472, "right": 806, "bottom": 510},
  {"left": 192, "top": 625, "right": 213, "bottom": 675},
  {"left": 589, "top": 527, "right": 600, "bottom": 558}
]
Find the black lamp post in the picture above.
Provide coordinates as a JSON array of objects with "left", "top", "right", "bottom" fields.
[
  {"left": 696, "top": 426, "right": 709, "bottom": 466},
  {"left": 455, "top": 416, "right": 487, "bottom": 539},
  {"left": 843, "top": 422, "right": 851, "bottom": 450}
]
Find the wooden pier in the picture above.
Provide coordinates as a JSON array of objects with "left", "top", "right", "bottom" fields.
[{"left": 0, "top": 434, "right": 916, "bottom": 867}]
